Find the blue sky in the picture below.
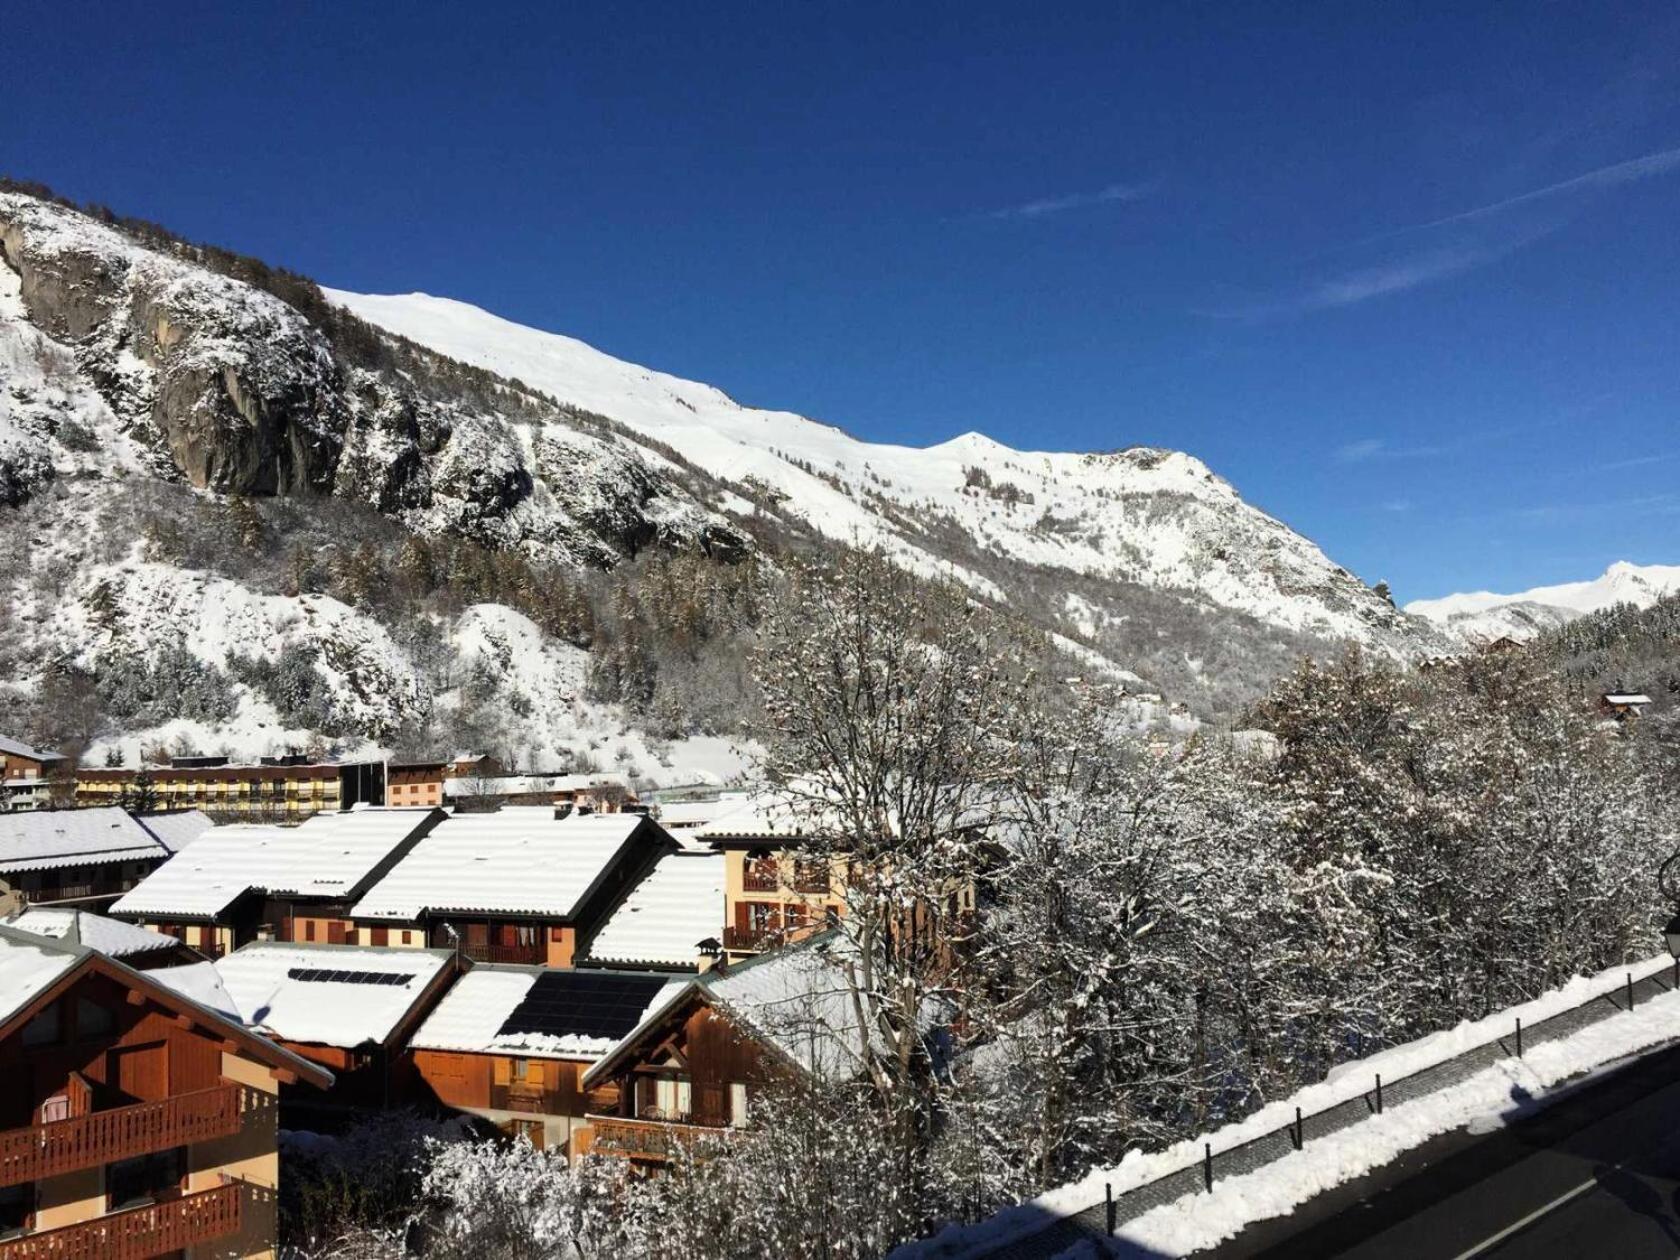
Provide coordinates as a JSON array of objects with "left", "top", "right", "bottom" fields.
[{"left": 7, "top": 1, "right": 1679, "bottom": 602}]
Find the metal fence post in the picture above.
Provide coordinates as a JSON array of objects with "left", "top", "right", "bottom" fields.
[
  {"left": 1375, "top": 1074, "right": 1383, "bottom": 1114},
  {"left": 1203, "top": 1143, "right": 1213, "bottom": 1193},
  {"left": 1628, "top": 972, "right": 1635, "bottom": 1010},
  {"left": 1105, "top": 1182, "right": 1115, "bottom": 1234},
  {"left": 1291, "top": 1106, "right": 1303, "bottom": 1151},
  {"left": 1515, "top": 1016, "right": 1522, "bottom": 1058}
]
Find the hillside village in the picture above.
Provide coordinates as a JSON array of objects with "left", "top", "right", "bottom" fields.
[
  {"left": 0, "top": 167, "right": 1677, "bottom": 1260},
  {"left": 0, "top": 557, "right": 1673, "bottom": 1258}
]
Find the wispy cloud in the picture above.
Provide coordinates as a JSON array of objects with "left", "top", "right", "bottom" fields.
[
  {"left": 1352, "top": 144, "right": 1680, "bottom": 248},
  {"left": 981, "top": 181, "right": 1156, "bottom": 221},
  {"left": 1513, "top": 492, "right": 1680, "bottom": 523},
  {"left": 1595, "top": 451, "right": 1678, "bottom": 472},
  {"left": 1381, "top": 498, "right": 1414, "bottom": 513},
  {"left": 1336, "top": 438, "right": 1452, "bottom": 464},
  {"left": 1211, "top": 142, "right": 1680, "bottom": 318}
]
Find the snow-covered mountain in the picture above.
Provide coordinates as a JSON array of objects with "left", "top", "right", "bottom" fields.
[
  {"left": 328, "top": 290, "right": 1423, "bottom": 650},
  {"left": 1408, "top": 562, "right": 1680, "bottom": 643},
  {"left": 0, "top": 183, "right": 1441, "bottom": 767}
]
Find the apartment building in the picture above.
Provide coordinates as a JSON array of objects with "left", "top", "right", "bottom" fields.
[{"left": 76, "top": 757, "right": 386, "bottom": 820}]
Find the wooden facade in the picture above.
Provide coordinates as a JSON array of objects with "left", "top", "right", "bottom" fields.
[
  {"left": 0, "top": 938, "right": 330, "bottom": 1258},
  {"left": 581, "top": 994, "right": 772, "bottom": 1162},
  {"left": 408, "top": 1048, "right": 619, "bottom": 1152}
]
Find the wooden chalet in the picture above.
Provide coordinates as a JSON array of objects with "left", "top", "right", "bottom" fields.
[
  {"left": 349, "top": 810, "right": 678, "bottom": 967},
  {"left": 0, "top": 737, "right": 66, "bottom": 813},
  {"left": 1601, "top": 691, "right": 1654, "bottom": 720},
  {"left": 110, "top": 806, "right": 445, "bottom": 959},
  {"left": 1, "top": 908, "right": 198, "bottom": 971},
  {"left": 404, "top": 965, "right": 678, "bottom": 1153},
  {"left": 579, "top": 931, "right": 911, "bottom": 1164},
  {"left": 210, "top": 941, "right": 460, "bottom": 1114},
  {"left": 0, "top": 923, "right": 331, "bottom": 1258},
  {"left": 0, "top": 809, "right": 180, "bottom": 907}
]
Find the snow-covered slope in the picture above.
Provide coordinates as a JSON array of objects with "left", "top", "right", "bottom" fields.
[
  {"left": 326, "top": 291, "right": 1422, "bottom": 650},
  {"left": 1409, "top": 562, "right": 1680, "bottom": 642}
]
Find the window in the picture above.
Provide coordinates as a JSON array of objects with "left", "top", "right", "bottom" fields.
[
  {"left": 512, "top": 1058, "right": 529, "bottom": 1081},
  {"left": 21, "top": 1002, "right": 60, "bottom": 1048},
  {"left": 76, "top": 998, "right": 115, "bottom": 1039},
  {"left": 0, "top": 1183, "right": 31, "bottom": 1239},
  {"left": 654, "top": 1077, "right": 692, "bottom": 1119},
  {"left": 730, "top": 1082, "right": 749, "bottom": 1127},
  {"left": 107, "top": 1147, "right": 183, "bottom": 1210}
]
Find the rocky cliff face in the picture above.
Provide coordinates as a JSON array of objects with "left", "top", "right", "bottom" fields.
[{"left": 0, "top": 191, "right": 744, "bottom": 568}]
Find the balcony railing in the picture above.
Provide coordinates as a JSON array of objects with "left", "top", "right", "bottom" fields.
[
  {"left": 791, "top": 863, "right": 831, "bottom": 894},
  {"left": 488, "top": 1083, "right": 566, "bottom": 1116},
  {"left": 585, "top": 1114, "right": 723, "bottom": 1162},
  {"left": 0, "top": 1084, "right": 242, "bottom": 1188},
  {"left": 0, "top": 1182, "right": 241, "bottom": 1260},
  {"left": 461, "top": 940, "right": 548, "bottom": 966},
  {"left": 721, "top": 925, "right": 772, "bottom": 952},
  {"left": 741, "top": 866, "right": 779, "bottom": 892}
]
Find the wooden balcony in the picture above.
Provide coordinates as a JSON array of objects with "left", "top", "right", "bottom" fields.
[
  {"left": 721, "top": 925, "right": 771, "bottom": 952},
  {"left": 0, "top": 1182, "right": 241, "bottom": 1260},
  {"left": 0, "top": 1084, "right": 243, "bottom": 1189},
  {"left": 461, "top": 940, "right": 547, "bottom": 966},
  {"left": 790, "top": 862, "right": 831, "bottom": 894},
  {"left": 584, "top": 1114, "right": 724, "bottom": 1162},
  {"left": 741, "top": 865, "right": 779, "bottom": 892}
]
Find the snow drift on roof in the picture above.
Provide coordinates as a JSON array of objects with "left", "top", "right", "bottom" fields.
[
  {"left": 0, "top": 807, "right": 169, "bottom": 874},
  {"left": 213, "top": 941, "right": 452, "bottom": 1047},
  {"left": 587, "top": 851, "right": 724, "bottom": 968},
  {"left": 111, "top": 807, "right": 441, "bottom": 920},
  {"left": 3, "top": 907, "right": 178, "bottom": 959},
  {"left": 350, "top": 811, "right": 658, "bottom": 921}
]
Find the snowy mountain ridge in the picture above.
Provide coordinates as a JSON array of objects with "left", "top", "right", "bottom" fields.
[
  {"left": 0, "top": 184, "right": 1445, "bottom": 769},
  {"left": 328, "top": 290, "right": 1424, "bottom": 650},
  {"left": 1408, "top": 561, "right": 1680, "bottom": 643}
]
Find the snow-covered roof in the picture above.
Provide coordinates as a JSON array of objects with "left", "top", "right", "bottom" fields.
[
  {"left": 151, "top": 960, "right": 240, "bottom": 1022},
  {"left": 442, "top": 772, "right": 632, "bottom": 800},
  {"left": 350, "top": 811, "right": 666, "bottom": 921},
  {"left": 134, "top": 810, "right": 215, "bottom": 854},
  {"left": 691, "top": 789, "right": 831, "bottom": 842},
  {"left": 408, "top": 965, "right": 683, "bottom": 1061},
  {"left": 111, "top": 807, "right": 442, "bottom": 920},
  {"left": 1604, "top": 693, "right": 1653, "bottom": 705},
  {"left": 654, "top": 795, "right": 748, "bottom": 829},
  {"left": 0, "top": 807, "right": 170, "bottom": 874},
  {"left": 0, "top": 926, "right": 82, "bottom": 1026},
  {"left": 586, "top": 931, "right": 935, "bottom": 1087},
  {"left": 586, "top": 851, "right": 724, "bottom": 968},
  {"left": 0, "top": 734, "right": 64, "bottom": 763},
  {"left": 0, "top": 921, "right": 333, "bottom": 1086},
  {"left": 2, "top": 907, "right": 180, "bottom": 959},
  {"left": 213, "top": 941, "right": 454, "bottom": 1048}
]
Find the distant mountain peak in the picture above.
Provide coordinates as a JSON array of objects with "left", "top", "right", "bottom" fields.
[{"left": 1407, "top": 560, "right": 1680, "bottom": 642}]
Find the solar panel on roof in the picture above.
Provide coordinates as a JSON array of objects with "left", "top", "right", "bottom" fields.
[
  {"left": 496, "top": 970, "right": 669, "bottom": 1041},
  {"left": 286, "top": 967, "right": 416, "bottom": 986}
]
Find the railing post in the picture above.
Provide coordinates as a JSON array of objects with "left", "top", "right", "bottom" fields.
[
  {"left": 1203, "top": 1143, "right": 1213, "bottom": 1193},
  {"left": 1105, "top": 1182, "right": 1115, "bottom": 1234},
  {"left": 1627, "top": 972, "right": 1635, "bottom": 1010},
  {"left": 1375, "top": 1074, "right": 1383, "bottom": 1114},
  {"left": 1515, "top": 1017, "right": 1522, "bottom": 1058},
  {"left": 1291, "top": 1105, "right": 1303, "bottom": 1151}
]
